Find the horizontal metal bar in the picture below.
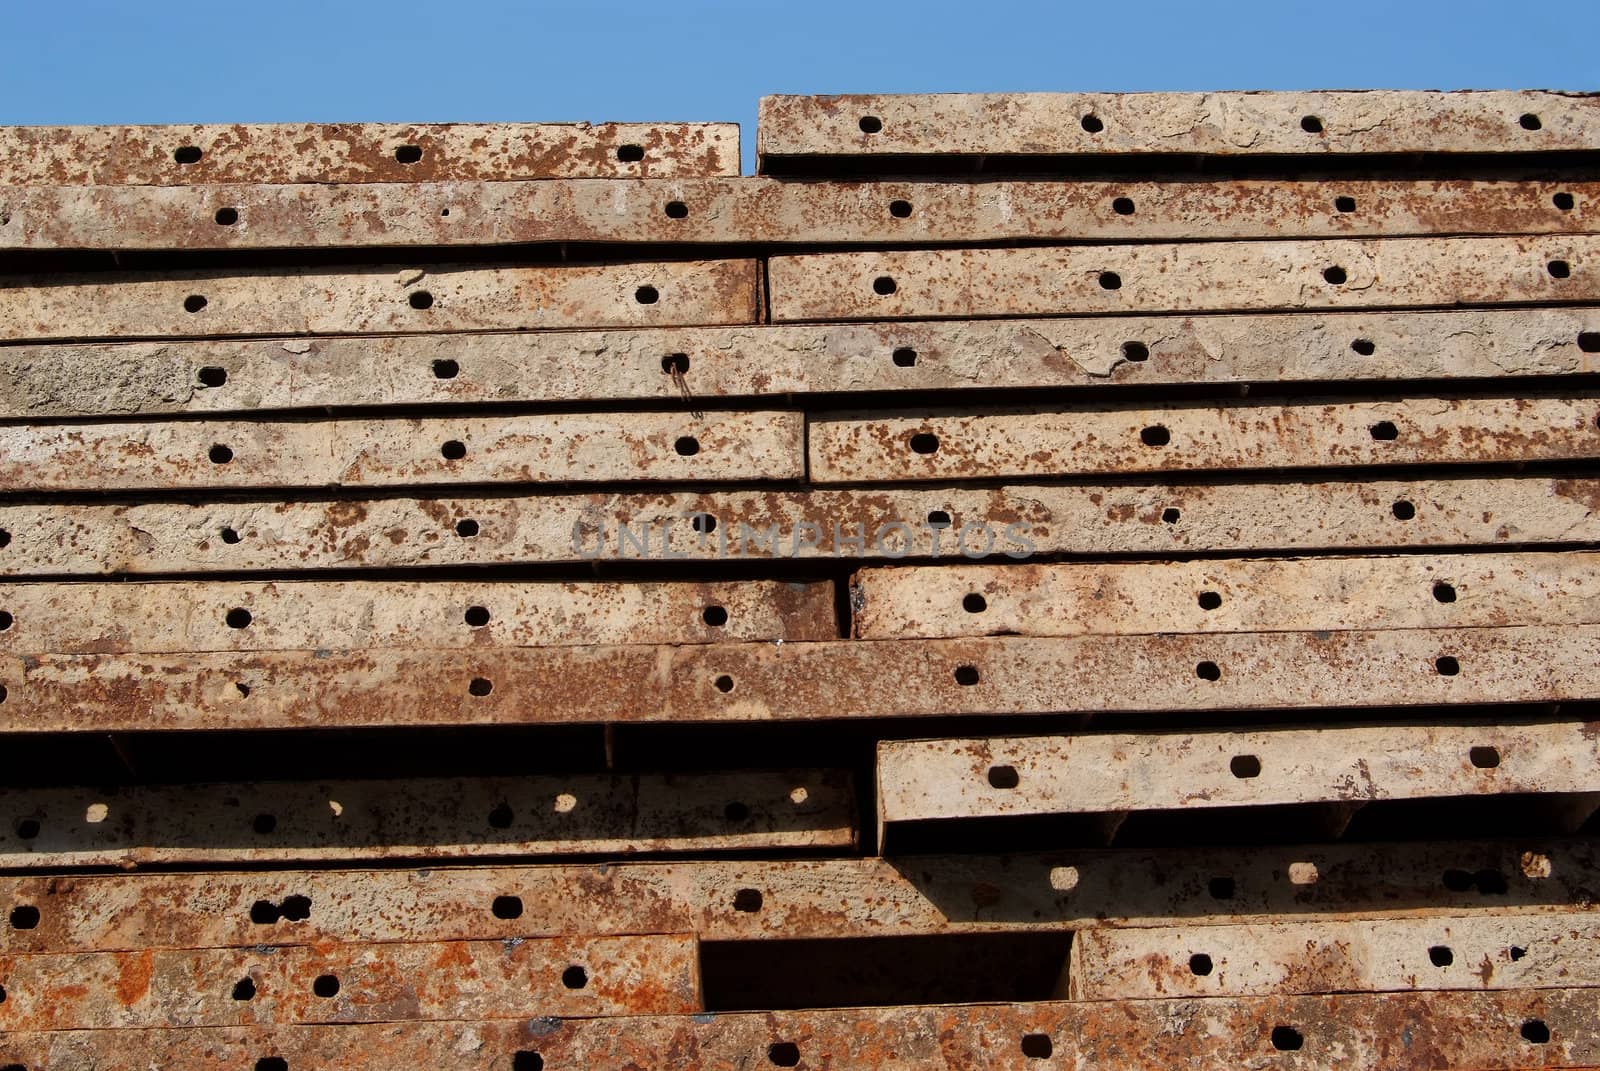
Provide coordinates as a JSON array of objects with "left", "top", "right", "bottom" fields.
[
  {"left": 0, "top": 933, "right": 696, "bottom": 1029},
  {"left": 877, "top": 720, "right": 1600, "bottom": 824},
  {"left": 3, "top": 177, "right": 1597, "bottom": 250},
  {"left": 810, "top": 395, "right": 1600, "bottom": 481},
  {"left": 7, "top": 989, "right": 1600, "bottom": 1070},
  {"left": 1071, "top": 913, "right": 1600, "bottom": 1000},
  {"left": 0, "top": 259, "right": 758, "bottom": 342},
  {"left": 3, "top": 308, "right": 1594, "bottom": 419},
  {"left": 2, "top": 475, "right": 1592, "bottom": 575},
  {"left": 0, "top": 579, "right": 836, "bottom": 653},
  {"left": 850, "top": 552, "right": 1600, "bottom": 639},
  {"left": 757, "top": 91, "right": 1600, "bottom": 161},
  {"left": 0, "top": 626, "right": 1593, "bottom": 733},
  {"left": 767, "top": 236, "right": 1599, "bottom": 322},
  {"left": 1, "top": 840, "right": 1590, "bottom": 953},
  {"left": 0, "top": 770, "right": 852, "bottom": 866},
  {"left": 0, "top": 410, "right": 801, "bottom": 491},
  {"left": 0, "top": 122, "right": 740, "bottom": 183}
]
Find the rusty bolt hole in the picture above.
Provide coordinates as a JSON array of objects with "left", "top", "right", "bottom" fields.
[
  {"left": 1112, "top": 196, "right": 1135, "bottom": 216},
  {"left": 562, "top": 965, "right": 589, "bottom": 989},
  {"left": 214, "top": 207, "right": 239, "bottom": 226},
  {"left": 873, "top": 275, "right": 897, "bottom": 296},
  {"left": 909, "top": 432, "right": 939, "bottom": 454},
  {"left": 954, "top": 665, "right": 981, "bottom": 686},
  {"left": 858, "top": 116, "right": 882, "bottom": 134},
  {"left": 665, "top": 200, "right": 689, "bottom": 219},
  {"left": 617, "top": 144, "right": 645, "bottom": 162},
  {"left": 1351, "top": 338, "right": 1376, "bottom": 356},
  {"left": 0, "top": 611, "right": 10, "bottom": 631},
  {"left": 252, "top": 813, "right": 276, "bottom": 835},
  {"left": 887, "top": 346, "right": 917, "bottom": 367},
  {"left": 1429, "top": 945, "right": 1454, "bottom": 967},
  {"left": 1271, "top": 1026, "right": 1304, "bottom": 1051},
  {"left": 248, "top": 895, "right": 311, "bottom": 924},
  {"left": 174, "top": 145, "right": 203, "bottom": 164},
  {"left": 488, "top": 802, "right": 514, "bottom": 828},
  {"left": 184, "top": 294, "right": 208, "bottom": 313},
  {"left": 889, "top": 199, "right": 913, "bottom": 218},
  {"left": 768, "top": 1042, "right": 801, "bottom": 1067},
  {"left": 232, "top": 977, "right": 256, "bottom": 1001},
  {"left": 469, "top": 677, "right": 494, "bottom": 697},
  {"left": 394, "top": 144, "right": 422, "bottom": 164},
  {"left": 1520, "top": 113, "right": 1543, "bottom": 131},
  {"left": 1334, "top": 195, "right": 1357, "bottom": 213},
  {"left": 714, "top": 674, "right": 735, "bottom": 693},
  {"left": 432, "top": 358, "right": 460, "bottom": 379},
  {"left": 1554, "top": 192, "right": 1575, "bottom": 211},
  {"left": 1510, "top": 945, "right": 1528, "bottom": 960},
  {"left": 441, "top": 439, "right": 467, "bottom": 461},
  {"left": 927, "top": 510, "right": 952, "bottom": 528},
  {"left": 456, "top": 518, "right": 480, "bottom": 538},
  {"left": 1229, "top": 754, "right": 1261, "bottom": 778},
  {"left": 312, "top": 973, "right": 340, "bottom": 998},
  {"left": 9, "top": 904, "right": 40, "bottom": 929},
  {"left": 208, "top": 443, "right": 234, "bottom": 465},
  {"left": 0, "top": 983, "right": 6, "bottom": 1003},
  {"left": 1433, "top": 581, "right": 1457, "bottom": 603},
  {"left": 513, "top": 1053, "right": 545, "bottom": 1071},
  {"left": 1139, "top": 425, "right": 1169, "bottom": 447},
  {"left": 692, "top": 513, "right": 717, "bottom": 534},
  {"left": 703, "top": 605, "right": 728, "bottom": 627},
  {"left": 1522, "top": 1020, "right": 1551, "bottom": 1044},
  {"left": 635, "top": 285, "right": 660, "bottom": 304},
  {"left": 987, "top": 764, "right": 1019, "bottom": 789},
  {"left": 464, "top": 605, "right": 490, "bottom": 627},
  {"left": 1436, "top": 655, "right": 1461, "bottom": 676},
  {"left": 963, "top": 593, "right": 987, "bottom": 614},
  {"left": 1578, "top": 331, "right": 1600, "bottom": 353},
  {"left": 1197, "top": 591, "right": 1222, "bottom": 611},
  {"left": 675, "top": 435, "right": 700, "bottom": 456},
  {"left": 1548, "top": 259, "right": 1571, "bottom": 279},
  {"left": 733, "top": 888, "right": 764, "bottom": 912},
  {"left": 1121, "top": 341, "right": 1149, "bottom": 362},
  {"left": 1470, "top": 745, "right": 1501, "bottom": 769},
  {"left": 1323, "top": 265, "right": 1347, "bottom": 285},
  {"left": 1392, "top": 499, "right": 1416, "bottom": 520},
  {"left": 492, "top": 895, "right": 523, "bottom": 920},
  {"left": 1098, "top": 271, "right": 1121, "bottom": 290},
  {"left": 1080, "top": 114, "right": 1103, "bottom": 134},
  {"left": 1300, "top": 116, "right": 1323, "bottom": 133},
  {"left": 1162, "top": 507, "right": 1180, "bottom": 524},
  {"left": 662, "top": 353, "right": 690, "bottom": 374},
  {"left": 409, "top": 290, "right": 435, "bottom": 310},
  {"left": 197, "top": 366, "right": 228, "bottom": 388},
  {"left": 1189, "top": 953, "right": 1214, "bottom": 976},
  {"left": 1020, "top": 1034, "right": 1053, "bottom": 1059},
  {"left": 216, "top": 526, "right": 243, "bottom": 546},
  {"left": 1369, "top": 420, "right": 1399, "bottom": 441},
  {"left": 1195, "top": 660, "right": 1221, "bottom": 682},
  {"left": 226, "top": 607, "right": 252, "bottom": 629}
]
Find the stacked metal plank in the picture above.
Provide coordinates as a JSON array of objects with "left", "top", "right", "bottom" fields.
[{"left": 2, "top": 90, "right": 1599, "bottom": 1069}]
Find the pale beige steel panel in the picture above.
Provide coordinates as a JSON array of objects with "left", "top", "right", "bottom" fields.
[
  {"left": 3, "top": 309, "right": 1594, "bottom": 418},
  {"left": 851, "top": 552, "right": 1600, "bottom": 639},
  {"left": 0, "top": 410, "right": 801, "bottom": 491},
  {"left": 0, "top": 259, "right": 757, "bottom": 341},
  {"left": 767, "top": 236, "right": 1599, "bottom": 321},
  {"left": 877, "top": 720, "right": 1600, "bottom": 824},
  {"left": 0, "top": 121, "right": 740, "bottom": 183}
]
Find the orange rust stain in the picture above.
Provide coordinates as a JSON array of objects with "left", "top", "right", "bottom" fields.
[{"left": 115, "top": 950, "right": 155, "bottom": 1005}]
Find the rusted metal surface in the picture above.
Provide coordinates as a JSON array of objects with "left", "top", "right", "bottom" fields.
[
  {"left": 0, "top": 933, "right": 696, "bottom": 1030},
  {"left": 0, "top": 579, "right": 836, "bottom": 653},
  {"left": 877, "top": 720, "right": 1600, "bottom": 825},
  {"left": 767, "top": 236, "right": 1600, "bottom": 322},
  {"left": 4, "top": 177, "right": 1599, "bottom": 250},
  {"left": 811, "top": 395, "right": 1600, "bottom": 481},
  {"left": 0, "top": 122, "right": 740, "bottom": 183},
  {"left": 0, "top": 770, "right": 851, "bottom": 866},
  {"left": 0, "top": 259, "right": 758, "bottom": 341},
  {"left": 3, "top": 308, "right": 1593, "bottom": 419},
  {"left": 2, "top": 840, "right": 1592, "bottom": 954},
  {"left": 0, "top": 627, "right": 1594, "bottom": 733},
  {"left": 851, "top": 552, "right": 1600, "bottom": 639},
  {"left": 7, "top": 989, "right": 1600, "bottom": 1070},
  {"left": 758, "top": 90, "right": 1600, "bottom": 163},
  {"left": 0, "top": 410, "right": 801, "bottom": 491},
  {"left": 0, "top": 475, "right": 1592, "bottom": 575},
  {"left": 1072, "top": 913, "right": 1600, "bottom": 1000}
]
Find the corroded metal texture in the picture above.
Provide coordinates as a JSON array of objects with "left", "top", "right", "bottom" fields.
[
  {"left": 7, "top": 990, "right": 1600, "bottom": 1070},
  {"left": 0, "top": 122, "right": 740, "bottom": 183},
  {"left": 1072, "top": 913, "right": 1600, "bottom": 1000},
  {"left": 0, "top": 770, "right": 851, "bottom": 866},
  {"left": 810, "top": 395, "right": 1600, "bottom": 481},
  {"left": 3, "top": 308, "right": 1594, "bottom": 419},
  {"left": 2, "top": 840, "right": 1591, "bottom": 954},
  {"left": 0, "top": 259, "right": 758, "bottom": 341},
  {"left": 0, "top": 410, "right": 802, "bottom": 491},
  {"left": 767, "top": 236, "right": 1599, "bottom": 322},
  {"left": 0, "top": 579, "right": 836, "bottom": 653},
  {"left": 0, "top": 627, "right": 1594, "bottom": 732},
  {"left": 758, "top": 90, "right": 1600, "bottom": 163},
  {"left": 0, "top": 934, "right": 697, "bottom": 1029},
  {"left": 876, "top": 720, "right": 1600, "bottom": 824},
  {"left": 3, "top": 177, "right": 1598, "bottom": 250},
  {"left": 851, "top": 552, "right": 1600, "bottom": 639},
  {"left": 0, "top": 476, "right": 1592, "bottom": 575}
]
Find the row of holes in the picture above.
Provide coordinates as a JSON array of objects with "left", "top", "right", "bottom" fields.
[
  {"left": 176, "top": 283, "right": 668, "bottom": 317},
  {"left": 196, "top": 434, "right": 708, "bottom": 468},
  {"left": 959, "top": 579, "right": 1462, "bottom": 616},
  {"left": 858, "top": 111, "right": 1557, "bottom": 136},
  {"left": 169, "top": 143, "right": 651, "bottom": 166},
  {"left": 0, "top": 603, "right": 730, "bottom": 632},
  {"left": 1182, "top": 939, "right": 1526, "bottom": 977}
]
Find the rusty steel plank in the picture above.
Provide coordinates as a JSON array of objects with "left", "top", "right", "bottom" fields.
[
  {"left": 811, "top": 395, "right": 1600, "bottom": 482},
  {"left": 757, "top": 90, "right": 1600, "bottom": 163},
  {"left": 0, "top": 259, "right": 757, "bottom": 342},
  {"left": 3, "top": 308, "right": 1595, "bottom": 419},
  {"left": 767, "top": 236, "right": 1600, "bottom": 322},
  {"left": 0, "top": 122, "right": 740, "bottom": 183},
  {"left": 1, "top": 840, "right": 1591, "bottom": 954},
  {"left": 1071, "top": 913, "right": 1600, "bottom": 1000},
  {"left": 7, "top": 989, "right": 1600, "bottom": 1070},
  {"left": 0, "top": 933, "right": 696, "bottom": 1030},
  {"left": 0, "top": 475, "right": 1593, "bottom": 576},
  {"left": 5, "top": 177, "right": 1600, "bottom": 251},
  {"left": 850, "top": 552, "right": 1600, "bottom": 640},
  {"left": 877, "top": 720, "right": 1600, "bottom": 826},
  {"left": 0, "top": 579, "right": 836, "bottom": 654},
  {"left": 0, "top": 410, "right": 801, "bottom": 491},
  {"left": 0, "top": 770, "right": 851, "bottom": 866},
  {"left": 0, "top": 627, "right": 1594, "bottom": 733}
]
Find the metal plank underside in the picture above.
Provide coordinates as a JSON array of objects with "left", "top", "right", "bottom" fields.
[
  {"left": 0, "top": 840, "right": 1590, "bottom": 954},
  {"left": 3, "top": 178, "right": 1598, "bottom": 250},
  {"left": 849, "top": 552, "right": 1600, "bottom": 639},
  {"left": 0, "top": 259, "right": 758, "bottom": 342},
  {"left": 0, "top": 626, "right": 1594, "bottom": 733},
  {"left": 0, "top": 579, "right": 837, "bottom": 653},
  {"left": 3, "top": 309, "right": 1594, "bottom": 419},
  {"left": 876, "top": 720, "right": 1600, "bottom": 823},
  {"left": 767, "top": 236, "right": 1600, "bottom": 322},
  {"left": 7, "top": 990, "right": 1600, "bottom": 1070},
  {"left": 0, "top": 934, "right": 696, "bottom": 1029},
  {"left": 0, "top": 770, "right": 851, "bottom": 866},
  {"left": 1, "top": 476, "right": 1593, "bottom": 575},
  {"left": 0, "top": 122, "right": 741, "bottom": 183},
  {"left": 1071, "top": 913, "right": 1600, "bottom": 1000},
  {"left": 0, "top": 410, "right": 802, "bottom": 491},
  {"left": 810, "top": 395, "right": 1600, "bottom": 481},
  {"left": 756, "top": 91, "right": 1600, "bottom": 160}
]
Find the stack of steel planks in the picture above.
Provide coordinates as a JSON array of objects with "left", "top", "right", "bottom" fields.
[{"left": 1, "top": 90, "right": 1599, "bottom": 1069}]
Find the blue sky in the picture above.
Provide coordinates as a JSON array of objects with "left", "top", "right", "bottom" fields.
[{"left": 4, "top": 0, "right": 1596, "bottom": 173}]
